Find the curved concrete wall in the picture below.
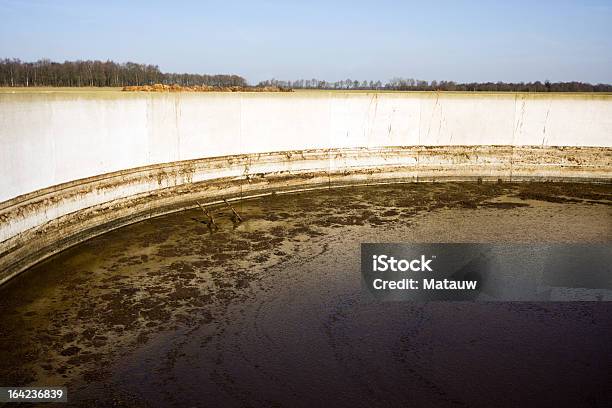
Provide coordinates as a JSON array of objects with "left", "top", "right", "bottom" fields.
[{"left": 1, "top": 90, "right": 611, "bottom": 283}]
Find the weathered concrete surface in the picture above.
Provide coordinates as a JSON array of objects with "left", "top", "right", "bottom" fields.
[
  {"left": 1, "top": 91, "right": 611, "bottom": 283},
  {"left": 0, "top": 146, "right": 610, "bottom": 284},
  {"left": 2, "top": 91, "right": 611, "bottom": 203}
]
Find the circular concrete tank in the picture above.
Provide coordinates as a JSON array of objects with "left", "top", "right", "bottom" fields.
[
  {"left": 0, "top": 90, "right": 611, "bottom": 406},
  {"left": 1, "top": 90, "right": 611, "bottom": 284}
]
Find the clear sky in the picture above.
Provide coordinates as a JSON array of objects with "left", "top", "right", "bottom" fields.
[{"left": 1, "top": 0, "right": 610, "bottom": 84}]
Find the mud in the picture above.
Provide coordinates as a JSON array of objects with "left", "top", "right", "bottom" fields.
[{"left": 0, "top": 182, "right": 610, "bottom": 407}]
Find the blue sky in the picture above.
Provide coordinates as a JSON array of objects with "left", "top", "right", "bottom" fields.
[{"left": 1, "top": 0, "right": 610, "bottom": 84}]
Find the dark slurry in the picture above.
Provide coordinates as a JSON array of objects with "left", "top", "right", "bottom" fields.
[{"left": 0, "top": 182, "right": 611, "bottom": 407}]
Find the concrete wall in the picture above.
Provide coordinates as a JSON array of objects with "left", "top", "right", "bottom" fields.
[
  {"left": 2, "top": 91, "right": 611, "bottom": 203},
  {"left": 0, "top": 90, "right": 611, "bottom": 283}
]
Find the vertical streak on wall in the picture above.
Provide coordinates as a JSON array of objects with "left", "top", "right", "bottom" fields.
[
  {"left": 50, "top": 95, "right": 58, "bottom": 194},
  {"left": 510, "top": 94, "right": 517, "bottom": 181},
  {"left": 239, "top": 92, "right": 244, "bottom": 207},
  {"left": 175, "top": 94, "right": 180, "bottom": 162},
  {"left": 416, "top": 96, "right": 423, "bottom": 182},
  {"left": 146, "top": 96, "right": 151, "bottom": 164},
  {"left": 542, "top": 99, "right": 552, "bottom": 147}
]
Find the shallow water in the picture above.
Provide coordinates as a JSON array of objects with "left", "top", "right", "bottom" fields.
[{"left": 0, "top": 182, "right": 611, "bottom": 407}]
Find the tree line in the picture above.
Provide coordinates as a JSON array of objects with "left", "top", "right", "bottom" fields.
[
  {"left": 258, "top": 77, "right": 612, "bottom": 92},
  {"left": 0, "top": 59, "right": 247, "bottom": 87},
  {"left": 2, "top": 59, "right": 610, "bottom": 92}
]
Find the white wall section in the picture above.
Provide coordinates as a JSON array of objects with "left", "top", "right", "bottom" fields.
[{"left": 2, "top": 91, "right": 611, "bottom": 203}]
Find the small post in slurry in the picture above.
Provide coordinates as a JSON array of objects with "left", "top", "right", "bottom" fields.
[
  {"left": 196, "top": 201, "right": 219, "bottom": 230},
  {"left": 223, "top": 198, "right": 243, "bottom": 223}
]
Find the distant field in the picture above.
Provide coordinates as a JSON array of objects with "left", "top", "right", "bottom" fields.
[{"left": 0, "top": 87, "right": 611, "bottom": 98}]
